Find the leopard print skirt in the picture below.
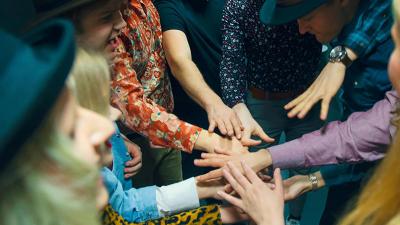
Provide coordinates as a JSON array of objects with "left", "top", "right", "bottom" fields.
[{"left": 103, "top": 204, "right": 222, "bottom": 225}]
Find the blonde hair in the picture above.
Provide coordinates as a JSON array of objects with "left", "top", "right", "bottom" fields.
[
  {"left": 0, "top": 69, "right": 100, "bottom": 225},
  {"left": 67, "top": 48, "right": 110, "bottom": 117},
  {"left": 338, "top": 1, "right": 400, "bottom": 224}
]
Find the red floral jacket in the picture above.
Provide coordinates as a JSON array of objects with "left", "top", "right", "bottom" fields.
[{"left": 110, "top": 0, "right": 201, "bottom": 152}]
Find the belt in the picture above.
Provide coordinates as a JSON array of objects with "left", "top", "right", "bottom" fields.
[{"left": 249, "top": 87, "right": 304, "bottom": 101}]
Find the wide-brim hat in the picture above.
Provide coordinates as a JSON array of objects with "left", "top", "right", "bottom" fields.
[
  {"left": 260, "top": 0, "right": 328, "bottom": 25},
  {"left": 32, "top": 0, "right": 95, "bottom": 26},
  {"left": 0, "top": 19, "right": 76, "bottom": 170}
]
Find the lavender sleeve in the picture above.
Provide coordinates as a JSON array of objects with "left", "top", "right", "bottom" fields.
[{"left": 269, "top": 90, "right": 398, "bottom": 169}]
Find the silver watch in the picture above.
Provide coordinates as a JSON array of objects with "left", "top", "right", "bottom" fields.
[{"left": 329, "top": 46, "right": 353, "bottom": 68}]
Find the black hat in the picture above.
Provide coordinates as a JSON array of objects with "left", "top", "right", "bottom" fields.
[
  {"left": 260, "top": 0, "right": 327, "bottom": 25},
  {"left": 0, "top": 19, "right": 76, "bottom": 170}
]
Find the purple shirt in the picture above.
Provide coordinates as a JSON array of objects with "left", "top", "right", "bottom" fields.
[{"left": 269, "top": 90, "right": 399, "bottom": 169}]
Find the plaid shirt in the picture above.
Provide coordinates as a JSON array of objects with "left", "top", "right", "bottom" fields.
[
  {"left": 110, "top": 0, "right": 201, "bottom": 153},
  {"left": 337, "top": 0, "right": 392, "bottom": 58}
]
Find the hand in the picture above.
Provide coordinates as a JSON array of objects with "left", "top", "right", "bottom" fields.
[
  {"left": 233, "top": 103, "right": 274, "bottom": 146},
  {"left": 284, "top": 62, "right": 346, "bottom": 120},
  {"left": 195, "top": 149, "right": 271, "bottom": 182},
  {"left": 205, "top": 100, "right": 243, "bottom": 139},
  {"left": 217, "top": 162, "right": 285, "bottom": 225},
  {"left": 194, "top": 130, "right": 248, "bottom": 153},
  {"left": 283, "top": 175, "right": 312, "bottom": 201},
  {"left": 284, "top": 172, "right": 325, "bottom": 200},
  {"left": 220, "top": 206, "right": 250, "bottom": 224},
  {"left": 195, "top": 177, "right": 231, "bottom": 200},
  {"left": 124, "top": 140, "right": 142, "bottom": 178},
  {"left": 217, "top": 136, "right": 249, "bottom": 154}
]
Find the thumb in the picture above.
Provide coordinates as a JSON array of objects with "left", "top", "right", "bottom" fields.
[{"left": 254, "top": 125, "right": 274, "bottom": 143}]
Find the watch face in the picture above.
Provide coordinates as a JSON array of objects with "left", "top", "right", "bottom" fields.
[{"left": 330, "top": 46, "right": 346, "bottom": 62}]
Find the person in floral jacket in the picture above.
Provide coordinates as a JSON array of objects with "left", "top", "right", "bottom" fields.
[{"left": 110, "top": 0, "right": 247, "bottom": 187}]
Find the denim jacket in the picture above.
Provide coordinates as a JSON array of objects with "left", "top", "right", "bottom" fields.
[{"left": 101, "top": 124, "right": 160, "bottom": 222}]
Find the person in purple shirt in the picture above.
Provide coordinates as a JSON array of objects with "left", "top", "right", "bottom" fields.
[{"left": 211, "top": 0, "right": 400, "bottom": 222}]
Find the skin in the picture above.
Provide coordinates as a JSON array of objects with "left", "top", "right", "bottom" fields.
[
  {"left": 163, "top": 29, "right": 243, "bottom": 138},
  {"left": 205, "top": 21, "right": 400, "bottom": 225},
  {"left": 58, "top": 89, "right": 115, "bottom": 209},
  {"left": 296, "top": 0, "right": 357, "bottom": 43},
  {"left": 217, "top": 162, "right": 284, "bottom": 225},
  {"left": 285, "top": 0, "right": 360, "bottom": 120},
  {"left": 76, "top": 0, "right": 127, "bottom": 50}
]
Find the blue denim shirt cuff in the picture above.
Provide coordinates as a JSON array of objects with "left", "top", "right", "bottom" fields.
[{"left": 101, "top": 168, "right": 160, "bottom": 222}]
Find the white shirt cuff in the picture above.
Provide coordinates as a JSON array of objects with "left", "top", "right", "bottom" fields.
[{"left": 156, "top": 177, "right": 200, "bottom": 216}]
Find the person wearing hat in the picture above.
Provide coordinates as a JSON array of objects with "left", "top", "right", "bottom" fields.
[
  {"left": 198, "top": 1, "right": 400, "bottom": 221},
  {"left": 210, "top": 0, "right": 325, "bottom": 223},
  {"left": 0, "top": 19, "right": 117, "bottom": 225},
  {"left": 259, "top": 0, "right": 393, "bottom": 224},
  {"left": 197, "top": 0, "right": 394, "bottom": 224}
]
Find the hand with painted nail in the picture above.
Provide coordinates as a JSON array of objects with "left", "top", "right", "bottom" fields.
[
  {"left": 123, "top": 140, "right": 142, "bottom": 179},
  {"left": 217, "top": 162, "right": 284, "bottom": 225}
]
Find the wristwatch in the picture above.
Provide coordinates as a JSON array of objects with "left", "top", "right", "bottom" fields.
[
  {"left": 308, "top": 173, "right": 319, "bottom": 191},
  {"left": 329, "top": 46, "right": 353, "bottom": 68}
]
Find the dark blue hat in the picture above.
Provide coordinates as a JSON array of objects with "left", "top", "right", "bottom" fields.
[
  {"left": 0, "top": 19, "right": 76, "bottom": 170},
  {"left": 260, "top": 0, "right": 328, "bottom": 25}
]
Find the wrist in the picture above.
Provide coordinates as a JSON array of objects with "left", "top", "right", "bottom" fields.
[
  {"left": 203, "top": 94, "right": 224, "bottom": 110},
  {"left": 345, "top": 47, "right": 358, "bottom": 61},
  {"left": 194, "top": 130, "right": 218, "bottom": 152},
  {"left": 254, "top": 149, "right": 272, "bottom": 171}
]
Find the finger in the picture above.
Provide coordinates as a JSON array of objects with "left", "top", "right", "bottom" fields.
[
  {"left": 241, "top": 161, "right": 260, "bottom": 184},
  {"left": 222, "top": 168, "right": 246, "bottom": 196},
  {"left": 297, "top": 93, "right": 321, "bottom": 119},
  {"left": 222, "top": 118, "right": 234, "bottom": 137},
  {"left": 267, "top": 183, "right": 276, "bottom": 189},
  {"left": 254, "top": 125, "right": 274, "bottom": 143},
  {"left": 217, "top": 191, "right": 244, "bottom": 209},
  {"left": 196, "top": 169, "right": 223, "bottom": 182},
  {"left": 224, "top": 184, "right": 233, "bottom": 193},
  {"left": 320, "top": 96, "right": 332, "bottom": 121},
  {"left": 194, "top": 158, "right": 226, "bottom": 168},
  {"left": 230, "top": 115, "right": 243, "bottom": 139},
  {"left": 125, "top": 157, "right": 141, "bottom": 166},
  {"left": 284, "top": 89, "right": 310, "bottom": 110},
  {"left": 240, "top": 137, "right": 262, "bottom": 146},
  {"left": 208, "top": 119, "right": 216, "bottom": 133},
  {"left": 227, "top": 162, "right": 251, "bottom": 191},
  {"left": 273, "top": 168, "right": 284, "bottom": 195},
  {"left": 216, "top": 118, "right": 227, "bottom": 135},
  {"left": 124, "top": 163, "right": 142, "bottom": 173},
  {"left": 201, "top": 152, "right": 227, "bottom": 159}
]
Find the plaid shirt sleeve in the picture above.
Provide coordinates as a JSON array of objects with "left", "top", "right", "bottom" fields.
[
  {"left": 339, "top": 0, "right": 392, "bottom": 58},
  {"left": 110, "top": 36, "right": 201, "bottom": 153}
]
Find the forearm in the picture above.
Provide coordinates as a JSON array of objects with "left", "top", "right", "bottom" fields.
[
  {"left": 269, "top": 91, "right": 397, "bottom": 169},
  {"left": 169, "top": 58, "right": 223, "bottom": 110}
]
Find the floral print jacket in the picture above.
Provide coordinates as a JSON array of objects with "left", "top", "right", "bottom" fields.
[{"left": 110, "top": 0, "right": 201, "bottom": 152}]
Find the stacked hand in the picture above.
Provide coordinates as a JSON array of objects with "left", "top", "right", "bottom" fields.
[
  {"left": 206, "top": 100, "right": 244, "bottom": 139},
  {"left": 284, "top": 62, "right": 346, "bottom": 120},
  {"left": 217, "top": 162, "right": 285, "bottom": 225},
  {"left": 195, "top": 148, "right": 271, "bottom": 182},
  {"left": 233, "top": 103, "right": 274, "bottom": 146}
]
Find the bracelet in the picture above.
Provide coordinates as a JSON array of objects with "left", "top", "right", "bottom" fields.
[{"left": 308, "top": 173, "right": 318, "bottom": 191}]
